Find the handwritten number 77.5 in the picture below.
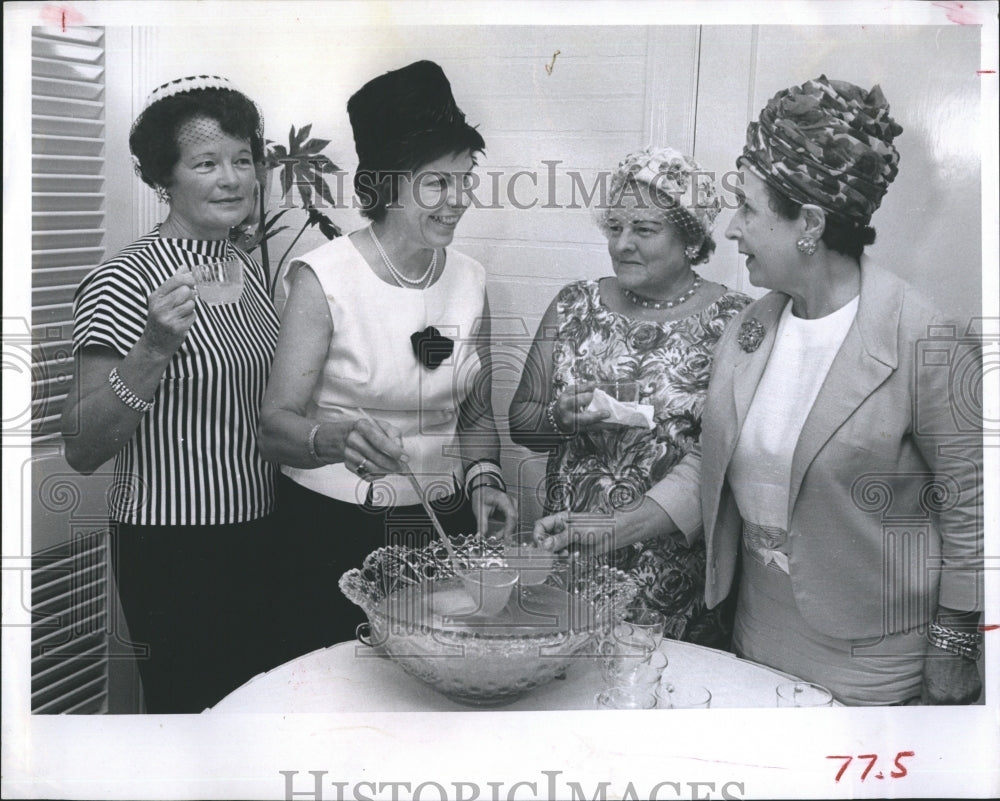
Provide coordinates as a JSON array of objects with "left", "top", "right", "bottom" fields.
[{"left": 827, "top": 752, "right": 915, "bottom": 782}]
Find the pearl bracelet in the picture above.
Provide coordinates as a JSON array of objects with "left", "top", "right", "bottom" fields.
[
  {"left": 108, "top": 367, "right": 153, "bottom": 413},
  {"left": 546, "top": 398, "right": 571, "bottom": 437}
]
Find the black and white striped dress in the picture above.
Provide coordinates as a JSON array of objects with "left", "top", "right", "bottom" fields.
[{"left": 72, "top": 229, "right": 278, "bottom": 525}]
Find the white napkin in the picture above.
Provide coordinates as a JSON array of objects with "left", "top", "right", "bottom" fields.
[{"left": 585, "top": 388, "right": 655, "bottom": 429}]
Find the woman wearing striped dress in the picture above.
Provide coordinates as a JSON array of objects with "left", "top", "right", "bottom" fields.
[{"left": 61, "top": 76, "right": 280, "bottom": 713}]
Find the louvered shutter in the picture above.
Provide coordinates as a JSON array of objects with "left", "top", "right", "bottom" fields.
[
  {"left": 31, "top": 530, "right": 110, "bottom": 714},
  {"left": 31, "top": 24, "right": 107, "bottom": 442},
  {"left": 31, "top": 25, "right": 112, "bottom": 714}
]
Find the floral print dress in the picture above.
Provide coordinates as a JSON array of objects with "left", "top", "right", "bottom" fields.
[{"left": 546, "top": 279, "right": 751, "bottom": 647}]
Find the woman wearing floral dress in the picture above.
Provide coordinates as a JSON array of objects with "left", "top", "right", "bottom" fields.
[{"left": 510, "top": 147, "right": 750, "bottom": 648}]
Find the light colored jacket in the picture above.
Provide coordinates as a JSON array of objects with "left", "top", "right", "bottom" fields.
[{"left": 699, "top": 262, "right": 983, "bottom": 639}]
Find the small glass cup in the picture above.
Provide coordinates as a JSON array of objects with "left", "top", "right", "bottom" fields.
[
  {"left": 775, "top": 681, "right": 834, "bottom": 707},
  {"left": 615, "top": 650, "right": 668, "bottom": 689},
  {"left": 192, "top": 256, "right": 244, "bottom": 305},
  {"left": 656, "top": 683, "right": 712, "bottom": 709},
  {"left": 625, "top": 608, "right": 666, "bottom": 650},
  {"left": 596, "top": 686, "right": 657, "bottom": 710},
  {"left": 456, "top": 566, "right": 519, "bottom": 617},
  {"left": 592, "top": 379, "right": 639, "bottom": 404},
  {"left": 502, "top": 541, "right": 557, "bottom": 587},
  {"left": 599, "top": 631, "right": 668, "bottom": 688}
]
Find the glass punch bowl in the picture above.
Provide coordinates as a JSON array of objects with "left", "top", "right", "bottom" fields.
[{"left": 339, "top": 534, "right": 637, "bottom": 707}]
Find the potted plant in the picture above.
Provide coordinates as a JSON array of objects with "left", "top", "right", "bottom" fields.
[{"left": 231, "top": 123, "right": 343, "bottom": 297}]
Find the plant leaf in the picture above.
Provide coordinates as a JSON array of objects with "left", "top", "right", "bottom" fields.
[
  {"left": 295, "top": 123, "right": 312, "bottom": 147},
  {"left": 293, "top": 163, "right": 314, "bottom": 207},
  {"left": 263, "top": 208, "right": 291, "bottom": 231},
  {"left": 280, "top": 162, "right": 294, "bottom": 199},
  {"left": 316, "top": 175, "right": 337, "bottom": 208},
  {"left": 315, "top": 210, "right": 341, "bottom": 240},
  {"left": 263, "top": 225, "right": 290, "bottom": 241},
  {"left": 314, "top": 157, "right": 342, "bottom": 173},
  {"left": 300, "top": 138, "right": 331, "bottom": 155}
]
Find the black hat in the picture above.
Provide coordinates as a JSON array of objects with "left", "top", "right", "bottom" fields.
[{"left": 347, "top": 60, "right": 481, "bottom": 172}]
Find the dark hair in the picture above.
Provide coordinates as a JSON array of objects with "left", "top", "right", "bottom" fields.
[
  {"left": 129, "top": 88, "right": 265, "bottom": 191},
  {"left": 763, "top": 181, "right": 876, "bottom": 260},
  {"left": 355, "top": 126, "right": 486, "bottom": 223}
]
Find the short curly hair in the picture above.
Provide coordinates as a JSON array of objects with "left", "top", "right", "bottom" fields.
[{"left": 129, "top": 88, "right": 265, "bottom": 191}]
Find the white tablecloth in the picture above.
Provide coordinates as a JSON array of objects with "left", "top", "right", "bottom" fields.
[{"left": 208, "top": 638, "right": 805, "bottom": 713}]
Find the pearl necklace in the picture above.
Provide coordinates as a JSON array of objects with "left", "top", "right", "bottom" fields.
[
  {"left": 622, "top": 273, "right": 702, "bottom": 310},
  {"left": 369, "top": 226, "right": 437, "bottom": 288}
]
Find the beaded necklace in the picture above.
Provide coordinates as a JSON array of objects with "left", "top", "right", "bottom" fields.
[
  {"left": 621, "top": 273, "right": 702, "bottom": 310},
  {"left": 369, "top": 226, "right": 437, "bottom": 289}
]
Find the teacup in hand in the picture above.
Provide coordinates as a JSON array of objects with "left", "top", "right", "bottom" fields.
[{"left": 193, "top": 256, "right": 244, "bottom": 305}]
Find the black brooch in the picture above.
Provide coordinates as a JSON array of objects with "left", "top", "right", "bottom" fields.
[
  {"left": 737, "top": 318, "right": 766, "bottom": 353},
  {"left": 411, "top": 326, "right": 454, "bottom": 369}
]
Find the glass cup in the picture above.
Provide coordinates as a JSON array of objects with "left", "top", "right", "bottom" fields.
[
  {"left": 456, "top": 566, "right": 519, "bottom": 617},
  {"left": 656, "top": 683, "right": 712, "bottom": 709},
  {"left": 775, "top": 681, "right": 834, "bottom": 707},
  {"left": 625, "top": 608, "right": 666, "bottom": 650},
  {"left": 599, "top": 627, "right": 668, "bottom": 688},
  {"left": 192, "top": 256, "right": 244, "bottom": 305},
  {"left": 612, "top": 650, "right": 668, "bottom": 689},
  {"left": 592, "top": 379, "right": 639, "bottom": 404},
  {"left": 502, "top": 542, "right": 557, "bottom": 587},
  {"left": 596, "top": 686, "right": 657, "bottom": 710}
]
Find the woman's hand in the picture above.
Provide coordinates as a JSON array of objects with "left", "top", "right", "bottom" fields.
[
  {"left": 335, "top": 417, "right": 409, "bottom": 477},
  {"left": 142, "top": 269, "right": 198, "bottom": 358},
  {"left": 533, "top": 511, "right": 571, "bottom": 552},
  {"left": 533, "top": 511, "right": 615, "bottom": 555},
  {"left": 550, "top": 382, "right": 611, "bottom": 434},
  {"left": 470, "top": 486, "right": 517, "bottom": 539},
  {"left": 919, "top": 649, "right": 982, "bottom": 705}
]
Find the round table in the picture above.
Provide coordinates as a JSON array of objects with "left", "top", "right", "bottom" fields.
[{"left": 208, "top": 638, "right": 806, "bottom": 713}]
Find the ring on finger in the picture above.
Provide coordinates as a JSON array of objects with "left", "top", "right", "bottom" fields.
[{"left": 357, "top": 457, "right": 368, "bottom": 475}]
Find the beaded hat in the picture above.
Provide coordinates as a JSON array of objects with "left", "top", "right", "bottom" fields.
[
  {"left": 141, "top": 74, "right": 240, "bottom": 112},
  {"left": 601, "top": 146, "right": 722, "bottom": 243},
  {"left": 130, "top": 74, "right": 264, "bottom": 196}
]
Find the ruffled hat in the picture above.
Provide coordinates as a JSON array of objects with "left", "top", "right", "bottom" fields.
[
  {"left": 347, "top": 60, "right": 481, "bottom": 172},
  {"left": 741, "top": 75, "right": 903, "bottom": 224}
]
